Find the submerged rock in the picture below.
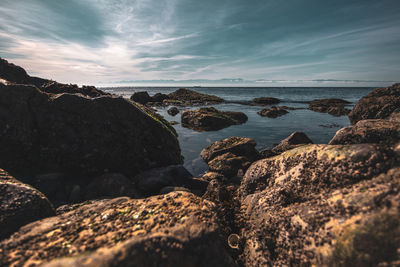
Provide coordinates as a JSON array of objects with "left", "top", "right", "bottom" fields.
[
  {"left": 309, "top": 98, "right": 351, "bottom": 116},
  {"left": 167, "top": 88, "right": 224, "bottom": 106},
  {"left": 0, "top": 169, "right": 55, "bottom": 240},
  {"left": 252, "top": 97, "right": 280, "bottom": 105},
  {"left": 257, "top": 106, "right": 288, "bottom": 118},
  {"left": 181, "top": 107, "right": 247, "bottom": 131},
  {"left": 0, "top": 82, "right": 181, "bottom": 178},
  {"left": 0, "top": 192, "right": 236, "bottom": 267},
  {"left": 349, "top": 83, "right": 400, "bottom": 124}
]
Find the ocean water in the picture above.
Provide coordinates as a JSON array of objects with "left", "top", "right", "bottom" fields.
[{"left": 103, "top": 87, "right": 373, "bottom": 176}]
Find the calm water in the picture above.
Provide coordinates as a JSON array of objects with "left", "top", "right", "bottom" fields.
[{"left": 103, "top": 87, "right": 373, "bottom": 176}]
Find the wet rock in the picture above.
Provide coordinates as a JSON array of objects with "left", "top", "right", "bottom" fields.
[
  {"left": 252, "top": 97, "right": 280, "bottom": 105},
  {"left": 181, "top": 107, "right": 247, "bottom": 131},
  {"left": 85, "top": 173, "right": 139, "bottom": 200},
  {"left": 257, "top": 106, "right": 289, "bottom": 118},
  {"left": 0, "top": 169, "right": 55, "bottom": 240},
  {"left": 349, "top": 83, "right": 400, "bottom": 124},
  {"left": 167, "top": 106, "right": 179, "bottom": 116},
  {"left": 130, "top": 91, "right": 152, "bottom": 104},
  {"left": 0, "top": 82, "right": 181, "bottom": 178},
  {"left": 329, "top": 119, "right": 400, "bottom": 145},
  {"left": 167, "top": 88, "right": 224, "bottom": 106},
  {"left": 271, "top": 131, "right": 313, "bottom": 154},
  {"left": 169, "top": 121, "right": 179, "bottom": 125},
  {"left": 309, "top": 98, "right": 351, "bottom": 116},
  {"left": 132, "top": 165, "right": 196, "bottom": 196},
  {"left": 0, "top": 192, "right": 236, "bottom": 267}
]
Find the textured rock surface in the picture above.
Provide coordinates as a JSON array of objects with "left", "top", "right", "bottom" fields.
[
  {"left": 257, "top": 106, "right": 289, "bottom": 118},
  {"left": 130, "top": 91, "right": 152, "bottom": 104},
  {"left": 252, "top": 97, "right": 280, "bottom": 105},
  {"left": 182, "top": 107, "right": 247, "bottom": 131},
  {"left": 0, "top": 169, "right": 55, "bottom": 240},
  {"left": 349, "top": 83, "right": 400, "bottom": 124},
  {"left": 271, "top": 131, "right": 313, "bottom": 154},
  {"left": 0, "top": 82, "right": 181, "bottom": 177},
  {"left": 167, "top": 106, "right": 179, "bottom": 116},
  {"left": 309, "top": 98, "right": 351, "bottom": 116},
  {"left": 0, "top": 192, "right": 235, "bottom": 267},
  {"left": 167, "top": 88, "right": 224, "bottom": 106},
  {"left": 239, "top": 144, "right": 399, "bottom": 266},
  {"left": 329, "top": 119, "right": 400, "bottom": 145}
]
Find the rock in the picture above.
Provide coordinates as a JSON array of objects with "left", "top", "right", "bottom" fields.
[
  {"left": 208, "top": 152, "right": 252, "bottom": 178},
  {"left": 85, "top": 173, "right": 139, "bottom": 200},
  {"left": 271, "top": 131, "right": 313, "bottom": 154},
  {"left": 181, "top": 107, "right": 247, "bottom": 131},
  {"left": 0, "top": 82, "right": 181, "bottom": 178},
  {"left": 309, "top": 98, "right": 351, "bottom": 116},
  {"left": 239, "top": 160, "right": 400, "bottom": 266},
  {"left": 258, "top": 148, "right": 277, "bottom": 158},
  {"left": 349, "top": 83, "right": 400, "bottom": 124},
  {"left": 159, "top": 186, "right": 190, "bottom": 194},
  {"left": 168, "top": 88, "right": 224, "bottom": 106},
  {"left": 202, "top": 179, "right": 230, "bottom": 204},
  {"left": 329, "top": 119, "right": 400, "bottom": 146},
  {"left": 252, "top": 97, "right": 280, "bottom": 105},
  {"left": 130, "top": 91, "right": 152, "bottom": 104},
  {"left": 201, "top": 172, "right": 226, "bottom": 182},
  {"left": 132, "top": 165, "right": 195, "bottom": 196},
  {"left": 257, "top": 106, "right": 288, "bottom": 118},
  {"left": 40, "top": 81, "right": 108, "bottom": 98},
  {"left": 0, "top": 57, "right": 32, "bottom": 85},
  {"left": 0, "top": 192, "right": 235, "bottom": 267},
  {"left": 169, "top": 121, "right": 179, "bottom": 125},
  {"left": 151, "top": 93, "right": 169, "bottom": 103},
  {"left": 167, "top": 106, "right": 179, "bottom": 116},
  {"left": 0, "top": 168, "right": 55, "bottom": 240}
]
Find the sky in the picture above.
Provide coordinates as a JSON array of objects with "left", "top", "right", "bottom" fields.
[{"left": 0, "top": 0, "right": 399, "bottom": 87}]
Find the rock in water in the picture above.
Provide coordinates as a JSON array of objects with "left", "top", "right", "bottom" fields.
[
  {"left": 0, "top": 82, "right": 181, "bottom": 177},
  {"left": 167, "top": 88, "right": 224, "bottom": 106},
  {"left": 0, "top": 169, "right": 55, "bottom": 240},
  {"left": 0, "top": 192, "right": 236, "bottom": 267},
  {"left": 167, "top": 106, "right": 179, "bottom": 116},
  {"left": 181, "top": 107, "right": 247, "bottom": 131},
  {"left": 349, "top": 83, "right": 400, "bottom": 124},
  {"left": 308, "top": 98, "right": 351, "bottom": 116},
  {"left": 257, "top": 106, "right": 288, "bottom": 118},
  {"left": 252, "top": 97, "right": 280, "bottom": 105}
]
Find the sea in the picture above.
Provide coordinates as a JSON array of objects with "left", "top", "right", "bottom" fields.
[{"left": 102, "top": 87, "right": 373, "bottom": 176}]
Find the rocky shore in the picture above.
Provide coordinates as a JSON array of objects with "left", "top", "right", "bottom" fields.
[{"left": 0, "top": 58, "right": 399, "bottom": 266}]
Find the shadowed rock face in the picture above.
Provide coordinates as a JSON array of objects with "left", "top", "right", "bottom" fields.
[
  {"left": 238, "top": 144, "right": 399, "bottom": 266},
  {"left": 0, "top": 169, "right": 55, "bottom": 240},
  {"left": 0, "top": 82, "right": 181, "bottom": 178},
  {"left": 0, "top": 192, "right": 236, "bottom": 267},
  {"left": 349, "top": 83, "right": 400, "bottom": 124},
  {"left": 271, "top": 131, "right": 313, "bottom": 154},
  {"left": 181, "top": 107, "right": 247, "bottom": 131}
]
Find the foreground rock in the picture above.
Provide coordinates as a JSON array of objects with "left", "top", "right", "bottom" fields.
[
  {"left": 349, "top": 83, "right": 400, "bottom": 124},
  {"left": 0, "top": 169, "right": 55, "bottom": 240},
  {"left": 181, "top": 107, "right": 247, "bottom": 131},
  {"left": 239, "top": 144, "right": 399, "bottom": 266},
  {"left": 257, "top": 106, "right": 288, "bottom": 118},
  {"left": 201, "top": 137, "right": 260, "bottom": 179},
  {"left": 309, "top": 98, "right": 351, "bottom": 116},
  {"left": 167, "top": 88, "right": 224, "bottom": 106},
  {"left": 329, "top": 119, "right": 400, "bottom": 145},
  {"left": 0, "top": 82, "right": 181, "bottom": 178},
  {"left": 0, "top": 192, "right": 235, "bottom": 266},
  {"left": 252, "top": 97, "right": 280, "bottom": 105}
]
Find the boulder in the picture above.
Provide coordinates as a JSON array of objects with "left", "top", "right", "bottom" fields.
[
  {"left": 349, "top": 83, "right": 400, "bottom": 124},
  {"left": 168, "top": 88, "right": 224, "bottom": 106},
  {"left": 308, "top": 98, "right": 351, "bottom": 116},
  {"left": 239, "top": 144, "right": 399, "bottom": 266},
  {"left": 130, "top": 91, "right": 152, "bottom": 104},
  {"left": 0, "top": 168, "right": 55, "bottom": 240},
  {"left": 40, "top": 82, "right": 108, "bottom": 98},
  {"left": 271, "top": 131, "right": 313, "bottom": 154},
  {"left": 181, "top": 107, "right": 247, "bottom": 131},
  {"left": 0, "top": 82, "right": 181, "bottom": 178},
  {"left": 257, "top": 106, "right": 288, "bottom": 118},
  {"left": 208, "top": 152, "right": 252, "bottom": 178},
  {"left": 0, "top": 192, "right": 235, "bottom": 267},
  {"left": 329, "top": 119, "right": 400, "bottom": 145},
  {"left": 252, "top": 97, "right": 280, "bottom": 105},
  {"left": 85, "top": 173, "right": 139, "bottom": 200},
  {"left": 152, "top": 92, "right": 169, "bottom": 103},
  {"left": 167, "top": 106, "right": 179, "bottom": 116}
]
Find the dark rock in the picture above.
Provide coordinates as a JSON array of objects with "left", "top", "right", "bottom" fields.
[
  {"left": 40, "top": 82, "right": 108, "bottom": 98},
  {"left": 271, "top": 131, "right": 313, "bottom": 154},
  {"left": 85, "top": 173, "right": 139, "bottom": 200},
  {"left": 152, "top": 93, "right": 169, "bottom": 103},
  {"left": 132, "top": 165, "right": 194, "bottom": 196},
  {"left": 309, "top": 98, "right": 351, "bottom": 116},
  {"left": 201, "top": 172, "right": 226, "bottom": 182},
  {"left": 258, "top": 148, "right": 277, "bottom": 158},
  {"left": 208, "top": 152, "right": 252, "bottom": 178},
  {"left": 0, "top": 57, "right": 31, "bottom": 84},
  {"left": 0, "top": 168, "right": 55, "bottom": 240},
  {"left": 0, "top": 82, "right": 181, "bottom": 178},
  {"left": 202, "top": 179, "right": 230, "bottom": 204},
  {"left": 181, "top": 107, "right": 247, "bottom": 131},
  {"left": 349, "top": 83, "right": 400, "bottom": 124},
  {"left": 168, "top": 88, "right": 224, "bottom": 106},
  {"left": 257, "top": 106, "right": 289, "bottom": 118},
  {"left": 167, "top": 106, "right": 179, "bottom": 116},
  {"left": 0, "top": 192, "right": 236, "bottom": 267},
  {"left": 169, "top": 121, "right": 179, "bottom": 125},
  {"left": 253, "top": 97, "right": 280, "bottom": 105},
  {"left": 130, "top": 91, "right": 151, "bottom": 104},
  {"left": 329, "top": 119, "right": 400, "bottom": 146},
  {"left": 159, "top": 186, "right": 190, "bottom": 194}
]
